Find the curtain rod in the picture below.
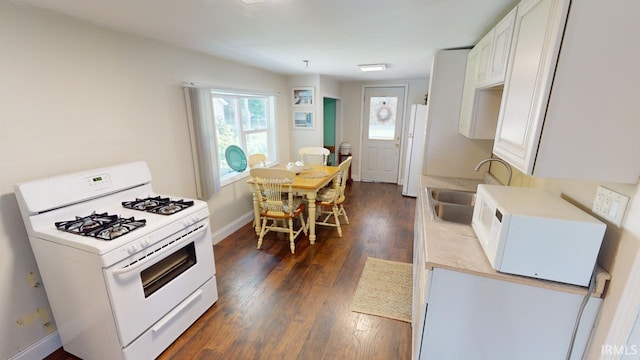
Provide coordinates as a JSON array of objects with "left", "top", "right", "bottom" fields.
[{"left": 182, "top": 81, "right": 281, "bottom": 97}]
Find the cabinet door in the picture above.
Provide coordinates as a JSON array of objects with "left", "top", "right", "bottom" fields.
[
  {"left": 474, "top": 32, "right": 493, "bottom": 85},
  {"left": 492, "top": 0, "right": 569, "bottom": 174},
  {"left": 421, "top": 269, "right": 601, "bottom": 359},
  {"left": 412, "top": 194, "right": 428, "bottom": 360},
  {"left": 487, "top": 6, "right": 517, "bottom": 85},
  {"left": 533, "top": 0, "right": 640, "bottom": 183},
  {"left": 458, "top": 48, "right": 479, "bottom": 138}
]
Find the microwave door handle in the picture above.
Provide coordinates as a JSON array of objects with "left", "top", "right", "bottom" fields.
[{"left": 111, "top": 223, "right": 209, "bottom": 276}]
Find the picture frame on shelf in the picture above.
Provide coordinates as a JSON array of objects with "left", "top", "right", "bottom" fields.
[
  {"left": 293, "top": 110, "right": 315, "bottom": 130},
  {"left": 292, "top": 87, "right": 314, "bottom": 107}
]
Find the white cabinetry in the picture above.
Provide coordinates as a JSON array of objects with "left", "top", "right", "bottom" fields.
[
  {"left": 493, "top": 0, "right": 640, "bottom": 183},
  {"left": 458, "top": 49, "right": 480, "bottom": 137},
  {"left": 458, "top": 6, "right": 516, "bottom": 139},
  {"left": 487, "top": 8, "right": 517, "bottom": 84},
  {"left": 418, "top": 268, "right": 600, "bottom": 360},
  {"left": 474, "top": 33, "right": 492, "bottom": 85},
  {"left": 411, "top": 192, "right": 429, "bottom": 360},
  {"left": 476, "top": 6, "right": 517, "bottom": 88},
  {"left": 458, "top": 81, "right": 503, "bottom": 139}
]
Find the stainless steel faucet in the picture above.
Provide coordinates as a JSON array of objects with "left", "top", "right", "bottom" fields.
[{"left": 474, "top": 158, "right": 512, "bottom": 185}]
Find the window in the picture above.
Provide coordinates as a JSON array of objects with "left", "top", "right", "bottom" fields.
[
  {"left": 183, "top": 86, "right": 278, "bottom": 198},
  {"left": 211, "top": 90, "right": 276, "bottom": 184},
  {"left": 368, "top": 96, "right": 398, "bottom": 140}
]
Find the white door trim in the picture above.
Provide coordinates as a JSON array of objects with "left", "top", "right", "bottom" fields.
[{"left": 357, "top": 83, "right": 409, "bottom": 183}]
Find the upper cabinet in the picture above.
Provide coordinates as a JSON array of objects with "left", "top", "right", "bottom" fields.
[
  {"left": 459, "top": 6, "right": 516, "bottom": 139},
  {"left": 477, "top": 7, "right": 517, "bottom": 88},
  {"left": 458, "top": 48, "right": 480, "bottom": 138},
  {"left": 486, "top": 9, "right": 517, "bottom": 85},
  {"left": 474, "top": 33, "right": 492, "bottom": 86},
  {"left": 494, "top": 0, "right": 640, "bottom": 183}
]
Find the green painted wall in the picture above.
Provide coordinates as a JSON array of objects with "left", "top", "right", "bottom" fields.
[{"left": 323, "top": 98, "right": 336, "bottom": 165}]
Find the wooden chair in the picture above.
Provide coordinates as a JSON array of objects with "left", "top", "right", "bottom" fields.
[
  {"left": 250, "top": 168, "right": 308, "bottom": 254},
  {"left": 248, "top": 153, "right": 267, "bottom": 168},
  {"left": 315, "top": 156, "right": 352, "bottom": 237},
  {"left": 298, "top": 147, "right": 330, "bottom": 166}
]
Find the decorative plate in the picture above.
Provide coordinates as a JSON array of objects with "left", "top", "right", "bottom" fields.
[{"left": 225, "top": 145, "right": 247, "bottom": 172}]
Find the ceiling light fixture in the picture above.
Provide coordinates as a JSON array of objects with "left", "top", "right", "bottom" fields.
[
  {"left": 238, "top": 0, "right": 264, "bottom": 5},
  {"left": 358, "top": 64, "right": 387, "bottom": 72}
]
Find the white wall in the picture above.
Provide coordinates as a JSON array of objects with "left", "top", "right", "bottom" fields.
[
  {"left": 0, "top": 2, "right": 289, "bottom": 358},
  {"left": 339, "top": 78, "right": 429, "bottom": 181},
  {"left": 287, "top": 75, "right": 343, "bottom": 163},
  {"left": 319, "top": 75, "right": 341, "bottom": 100},
  {"left": 289, "top": 74, "right": 321, "bottom": 161}
]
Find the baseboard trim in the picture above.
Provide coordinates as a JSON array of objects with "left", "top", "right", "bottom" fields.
[
  {"left": 9, "top": 331, "right": 62, "bottom": 360},
  {"left": 211, "top": 211, "right": 254, "bottom": 245}
]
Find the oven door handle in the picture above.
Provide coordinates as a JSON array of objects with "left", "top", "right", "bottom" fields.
[{"left": 111, "top": 223, "right": 209, "bottom": 276}]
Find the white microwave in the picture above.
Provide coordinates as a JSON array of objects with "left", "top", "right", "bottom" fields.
[{"left": 471, "top": 185, "right": 606, "bottom": 287}]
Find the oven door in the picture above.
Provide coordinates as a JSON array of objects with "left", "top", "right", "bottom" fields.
[{"left": 103, "top": 219, "right": 215, "bottom": 347}]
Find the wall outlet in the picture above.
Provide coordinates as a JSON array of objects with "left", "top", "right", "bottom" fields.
[{"left": 592, "top": 186, "right": 629, "bottom": 227}]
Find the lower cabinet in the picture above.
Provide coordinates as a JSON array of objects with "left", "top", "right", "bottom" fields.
[
  {"left": 414, "top": 268, "right": 600, "bottom": 360},
  {"left": 412, "top": 193, "right": 429, "bottom": 359}
]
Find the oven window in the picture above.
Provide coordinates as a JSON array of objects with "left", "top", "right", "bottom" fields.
[{"left": 140, "top": 242, "right": 197, "bottom": 298}]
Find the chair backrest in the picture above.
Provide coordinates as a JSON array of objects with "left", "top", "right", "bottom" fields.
[
  {"left": 299, "top": 147, "right": 330, "bottom": 165},
  {"left": 250, "top": 168, "right": 296, "bottom": 216},
  {"left": 248, "top": 153, "right": 267, "bottom": 168},
  {"left": 335, "top": 156, "right": 352, "bottom": 201}
]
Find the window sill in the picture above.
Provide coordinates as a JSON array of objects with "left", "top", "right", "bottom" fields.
[{"left": 221, "top": 171, "right": 251, "bottom": 187}]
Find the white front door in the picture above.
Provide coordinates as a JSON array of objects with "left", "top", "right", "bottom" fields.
[{"left": 361, "top": 86, "right": 406, "bottom": 183}]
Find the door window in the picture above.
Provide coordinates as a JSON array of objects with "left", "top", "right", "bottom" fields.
[{"left": 368, "top": 96, "right": 398, "bottom": 140}]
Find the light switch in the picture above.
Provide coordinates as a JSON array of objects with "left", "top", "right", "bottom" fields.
[
  {"left": 592, "top": 186, "right": 629, "bottom": 227},
  {"left": 609, "top": 200, "right": 620, "bottom": 218}
]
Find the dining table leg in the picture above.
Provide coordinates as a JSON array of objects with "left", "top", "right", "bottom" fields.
[{"left": 307, "top": 191, "right": 317, "bottom": 244}]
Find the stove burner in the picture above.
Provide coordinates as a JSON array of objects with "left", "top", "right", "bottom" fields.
[
  {"left": 122, "top": 196, "right": 194, "bottom": 215},
  {"left": 133, "top": 199, "right": 161, "bottom": 211},
  {"left": 158, "top": 204, "right": 181, "bottom": 215},
  {"left": 55, "top": 212, "right": 146, "bottom": 240},
  {"left": 94, "top": 218, "right": 147, "bottom": 240}
]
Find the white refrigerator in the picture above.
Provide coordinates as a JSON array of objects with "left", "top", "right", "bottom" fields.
[{"left": 402, "top": 104, "right": 428, "bottom": 197}]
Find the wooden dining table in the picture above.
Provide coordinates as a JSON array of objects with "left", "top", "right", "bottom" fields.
[{"left": 248, "top": 164, "right": 340, "bottom": 245}]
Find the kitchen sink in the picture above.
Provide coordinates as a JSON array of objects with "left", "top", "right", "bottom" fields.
[
  {"left": 427, "top": 187, "right": 476, "bottom": 225},
  {"left": 430, "top": 188, "right": 476, "bottom": 206},
  {"left": 432, "top": 204, "right": 474, "bottom": 225}
]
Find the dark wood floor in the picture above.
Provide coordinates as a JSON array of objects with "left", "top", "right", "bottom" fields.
[{"left": 46, "top": 182, "right": 415, "bottom": 360}]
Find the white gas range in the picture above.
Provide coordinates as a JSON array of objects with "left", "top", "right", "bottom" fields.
[{"left": 14, "top": 161, "right": 218, "bottom": 360}]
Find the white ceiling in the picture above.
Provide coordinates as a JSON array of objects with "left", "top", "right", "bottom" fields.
[{"left": 15, "top": 0, "right": 519, "bottom": 81}]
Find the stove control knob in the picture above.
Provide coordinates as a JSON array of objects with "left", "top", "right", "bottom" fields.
[
  {"left": 140, "top": 238, "right": 151, "bottom": 247},
  {"left": 191, "top": 216, "right": 199, "bottom": 224},
  {"left": 127, "top": 244, "right": 138, "bottom": 254}
]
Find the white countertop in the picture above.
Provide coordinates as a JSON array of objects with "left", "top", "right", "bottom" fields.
[{"left": 419, "top": 175, "right": 610, "bottom": 298}]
